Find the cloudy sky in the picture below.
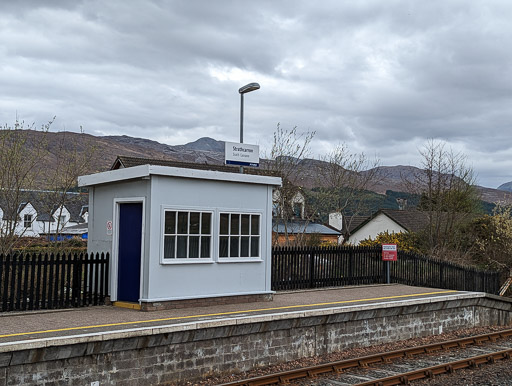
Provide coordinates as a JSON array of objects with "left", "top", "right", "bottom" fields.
[{"left": 1, "top": 1, "right": 512, "bottom": 188}]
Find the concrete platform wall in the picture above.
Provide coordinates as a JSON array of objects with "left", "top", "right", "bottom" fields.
[{"left": 1, "top": 294, "right": 511, "bottom": 385}]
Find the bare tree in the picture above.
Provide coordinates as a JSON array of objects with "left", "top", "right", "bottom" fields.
[
  {"left": 264, "top": 124, "right": 315, "bottom": 246},
  {"left": 315, "top": 143, "right": 381, "bottom": 239},
  {"left": 0, "top": 119, "right": 52, "bottom": 254},
  {"left": 0, "top": 119, "right": 94, "bottom": 254},
  {"left": 404, "top": 139, "right": 480, "bottom": 255}
]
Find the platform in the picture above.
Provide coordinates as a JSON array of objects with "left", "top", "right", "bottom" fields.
[
  {"left": 0, "top": 284, "right": 476, "bottom": 344},
  {"left": 2, "top": 284, "right": 511, "bottom": 385}
]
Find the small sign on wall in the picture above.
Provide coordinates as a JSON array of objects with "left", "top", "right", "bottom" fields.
[
  {"left": 225, "top": 142, "right": 260, "bottom": 167},
  {"left": 106, "top": 220, "right": 113, "bottom": 236},
  {"left": 382, "top": 244, "right": 397, "bottom": 261}
]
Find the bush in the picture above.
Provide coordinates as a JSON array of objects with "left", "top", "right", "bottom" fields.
[{"left": 358, "top": 231, "right": 421, "bottom": 253}]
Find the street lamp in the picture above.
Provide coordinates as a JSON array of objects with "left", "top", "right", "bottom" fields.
[
  {"left": 238, "top": 82, "right": 260, "bottom": 173},
  {"left": 239, "top": 82, "right": 260, "bottom": 144}
]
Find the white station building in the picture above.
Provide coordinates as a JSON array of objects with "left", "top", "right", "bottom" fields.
[{"left": 78, "top": 160, "right": 281, "bottom": 310}]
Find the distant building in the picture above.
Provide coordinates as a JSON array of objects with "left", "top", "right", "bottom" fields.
[
  {"left": 0, "top": 191, "right": 88, "bottom": 238},
  {"left": 347, "top": 209, "right": 429, "bottom": 245}
]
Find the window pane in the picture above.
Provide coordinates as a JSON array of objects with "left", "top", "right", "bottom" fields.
[
  {"left": 164, "top": 236, "right": 175, "bottom": 258},
  {"left": 251, "top": 237, "right": 259, "bottom": 257},
  {"left": 201, "top": 213, "right": 211, "bottom": 234},
  {"left": 251, "top": 215, "right": 260, "bottom": 235},
  {"left": 230, "top": 236, "right": 239, "bottom": 257},
  {"left": 241, "top": 236, "right": 249, "bottom": 257},
  {"left": 219, "top": 236, "right": 229, "bottom": 257},
  {"left": 241, "top": 215, "right": 250, "bottom": 235},
  {"left": 177, "top": 212, "right": 188, "bottom": 234},
  {"left": 231, "top": 214, "right": 240, "bottom": 235},
  {"left": 177, "top": 236, "right": 187, "bottom": 258},
  {"left": 201, "top": 236, "right": 211, "bottom": 258},
  {"left": 189, "top": 212, "right": 200, "bottom": 234},
  {"left": 189, "top": 236, "right": 199, "bottom": 258},
  {"left": 220, "top": 214, "right": 229, "bottom": 235},
  {"left": 164, "top": 211, "right": 176, "bottom": 234}
]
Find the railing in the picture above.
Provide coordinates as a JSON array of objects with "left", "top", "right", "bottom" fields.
[
  {"left": 271, "top": 246, "right": 501, "bottom": 294},
  {"left": 0, "top": 252, "right": 109, "bottom": 312}
]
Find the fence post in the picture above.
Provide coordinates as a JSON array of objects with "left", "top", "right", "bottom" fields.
[{"left": 309, "top": 248, "right": 315, "bottom": 289}]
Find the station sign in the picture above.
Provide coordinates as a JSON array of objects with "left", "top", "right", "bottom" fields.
[
  {"left": 225, "top": 142, "right": 259, "bottom": 167},
  {"left": 382, "top": 244, "right": 397, "bottom": 261}
]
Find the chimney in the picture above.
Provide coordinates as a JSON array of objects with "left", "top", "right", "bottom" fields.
[
  {"left": 396, "top": 198, "right": 407, "bottom": 211},
  {"left": 329, "top": 212, "right": 343, "bottom": 231}
]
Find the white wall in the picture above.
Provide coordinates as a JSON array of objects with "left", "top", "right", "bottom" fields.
[{"left": 348, "top": 213, "right": 407, "bottom": 245}]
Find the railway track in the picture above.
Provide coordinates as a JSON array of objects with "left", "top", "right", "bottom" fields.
[{"left": 220, "top": 328, "right": 512, "bottom": 386}]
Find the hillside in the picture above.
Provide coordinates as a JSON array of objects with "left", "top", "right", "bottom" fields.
[{"left": 2, "top": 130, "right": 511, "bottom": 205}]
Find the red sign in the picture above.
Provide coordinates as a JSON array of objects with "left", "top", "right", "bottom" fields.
[{"left": 382, "top": 244, "right": 397, "bottom": 261}]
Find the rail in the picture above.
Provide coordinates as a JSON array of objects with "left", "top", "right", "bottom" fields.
[{"left": 220, "top": 328, "right": 512, "bottom": 385}]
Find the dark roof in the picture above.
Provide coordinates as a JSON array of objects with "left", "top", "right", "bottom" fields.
[
  {"left": 350, "top": 209, "right": 429, "bottom": 234},
  {"left": 343, "top": 215, "right": 369, "bottom": 234},
  {"left": 272, "top": 219, "right": 342, "bottom": 236},
  {"left": 111, "top": 155, "right": 278, "bottom": 177}
]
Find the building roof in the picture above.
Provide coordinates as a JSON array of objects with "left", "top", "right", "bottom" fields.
[
  {"left": 79, "top": 164, "right": 282, "bottom": 187},
  {"left": 111, "top": 155, "right": 277, "bottom": 177},
  {"left": 350, "top": 209, "right": 430, "bottom": 234},
  {"left": 343, "top": 215, "right": 369, "bottom": 234},
  {"left": 272, "top": 219, "right": 342, "bottom": 236}
]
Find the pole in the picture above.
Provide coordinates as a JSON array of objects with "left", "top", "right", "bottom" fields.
[
  {"left": 386, "top": 261, "right": 390, "bottom": 284},
  {"left": 239, "top": 93, "right": 244, "bottom": 173}
]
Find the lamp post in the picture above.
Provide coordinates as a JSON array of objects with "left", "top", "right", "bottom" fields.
[{"left": 238, "top": 82, "right": 260, "bottom": 173}]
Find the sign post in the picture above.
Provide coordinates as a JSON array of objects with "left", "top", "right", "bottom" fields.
[{"left": 382, "top": 244, "right": 397, "bottom": 284}]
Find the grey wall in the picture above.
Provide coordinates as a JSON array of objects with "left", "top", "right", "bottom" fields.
[
  {"left": 145, "top": 175, "right": 273, "bottom": 302},
  {"left": 2, "top": 294, "right": 511, "bottom": 385},
  {"left": 87, "top": 173, "right": 274, "bottom": 303}
]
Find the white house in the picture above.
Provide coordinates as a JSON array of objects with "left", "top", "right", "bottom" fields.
[
  {"left": 347, "top": 209, "right": 429, "bottom": 245},
  {"left": 79, "top": 161, "right": 281, "bottom": 311},
  {"left": 0, "top": 191, "right": 88, "bottom": 238}
]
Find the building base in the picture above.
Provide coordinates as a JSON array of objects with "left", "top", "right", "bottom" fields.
[{"left": 140, "top": 293, "right": 274, "bottom": 311}]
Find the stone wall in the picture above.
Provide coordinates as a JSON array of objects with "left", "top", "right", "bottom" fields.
[{"left": 1, "top": 294, "right": 511, "bottom": 385}]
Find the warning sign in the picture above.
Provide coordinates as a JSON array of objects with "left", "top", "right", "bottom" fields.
[
  {"left": 106, "top": 220, "right": 113, "bottom": 236},
  {"left": 382, "top": 244, "right": 397, "bottom": 261}
]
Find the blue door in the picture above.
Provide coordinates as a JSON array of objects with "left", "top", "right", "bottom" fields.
[{"left": 117, "top": 203, "right": 143, "bottom": 302}]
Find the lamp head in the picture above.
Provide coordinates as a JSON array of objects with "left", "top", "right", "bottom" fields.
[{"left": 239, "top": 82, "right": 260, "bottom": 94}]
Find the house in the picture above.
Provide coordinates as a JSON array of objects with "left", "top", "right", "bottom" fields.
[
  {"left": 271, "top": 189, "right": 342, "bottom": 246},
  {"left": 0, "top": 191, "right": 88, "bottom": 238},
  {"left": 272, "top": 219, "right": 341, "bottom": 246},
  {"left": 79, "top": 158, "right": 281, "bottom": 310},
  {"left": 347, "top": 209, "right": 429, "bottom": 245}
]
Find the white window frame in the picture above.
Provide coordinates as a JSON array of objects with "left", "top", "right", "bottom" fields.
[
  {"left": 218, "top": 211, "right": 262, "bottom": 262},
  {"left": 23, "top": 214, "right": 33, "bottom": 229},
  {"left": 160, "top": 207, "right": 214, "bottom": 264}
]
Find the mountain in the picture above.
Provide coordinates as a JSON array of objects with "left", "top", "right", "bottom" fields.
[
  {"left": 2, "top": 130, "right": 511, "bottom": 205},
  {"left": 497, "top": 181, "right": 512, "bottom": 193}
]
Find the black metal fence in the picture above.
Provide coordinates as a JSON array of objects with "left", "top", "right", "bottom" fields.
[
  {"left": 271, "top": 246, "right": 501, "bottom": 294},
  {"left": 0, "top": 252, "right": 109, "bottom": 312}
]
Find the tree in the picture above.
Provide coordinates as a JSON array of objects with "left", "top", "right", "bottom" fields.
[
  {"left": 315, "top": 143, "right": 381, "bottom": 239},
  {"left": 0, "top": 119, "right": 95, "bottom": 254},
  {"left": 264, "top": 124, "right": 315, "bottom": 246},
  {"left": 456, "top": 204, "right": 512, "bottom": 270},
  {"left": 0, "top": 119, "right": 52, "bottom": 254},
  {"left": 404, "top": 139, "right": 480, "bottom": 256}
]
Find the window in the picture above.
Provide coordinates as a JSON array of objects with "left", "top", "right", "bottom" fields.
[
  {"left": 23, "top": 214, "right": 33, "bottom": 229},
  {"left": 163, "top": 210, "right": 212, "bottom": 259},
  {"left": 219, "top": 213, "right": 260, "bottom": 258}
]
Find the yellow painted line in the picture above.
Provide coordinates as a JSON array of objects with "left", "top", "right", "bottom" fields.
[
  {"left": 0, "top": 290, "right": 458, "bottom": 339},
  {"left": 113, "top": 302, "right": 141, "bottom": 310}
]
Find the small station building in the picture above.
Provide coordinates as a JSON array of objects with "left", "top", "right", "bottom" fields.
[{"left": 78, "top": 159, "right": 281, "bottom": 310}]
